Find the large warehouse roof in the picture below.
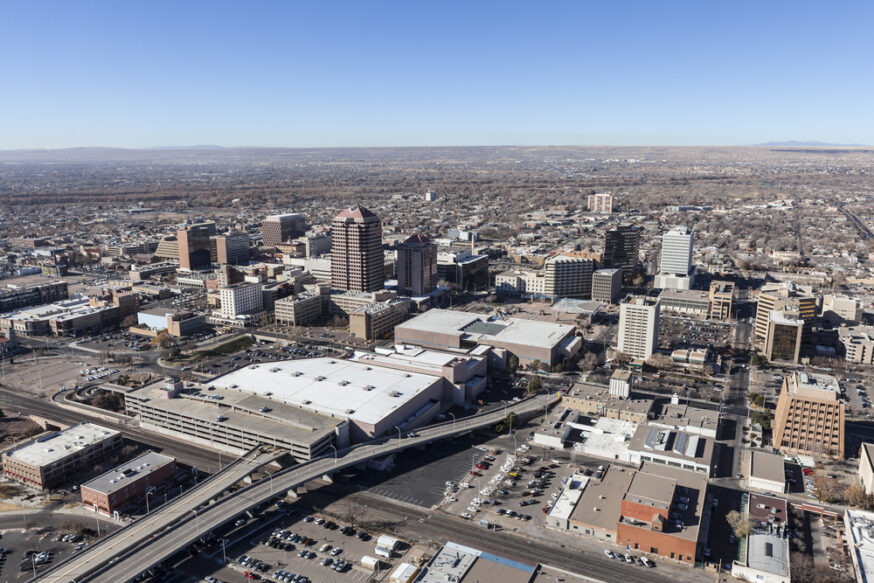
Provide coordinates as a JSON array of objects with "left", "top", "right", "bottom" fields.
[
  {"left": 208, "top": 357, "right": 440, "bottom": 425},
  {"left": 395, "top": 309, "right": 575, "bottom": 350}
]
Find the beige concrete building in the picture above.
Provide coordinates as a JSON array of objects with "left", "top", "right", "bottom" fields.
[
  {"left": 838, "top": 324, "right": 874, "bottom": 365},
  {"left": 773, "top": 372, "right": 845, "bottom": 459},
  {"left": 274, "top": 293, "right": 323, "bottom": 326},
  {"left": 562, "top": 382, "right": 653, "bottom": 424},
  {"left": 747, "top": 450, "right": 786, "bottom": 494},
  {"left": 754, "top": 282, "right": 815, "bottom": 347},
  {"left": 822, "top": 294, "right": 862, "bottom": 325},
  {"left": 349, "top": 298, "right": 411, "bottom": 341},
  {"left": 708, "top": 281, "right": 734, "bottom": 321},
  {"left": 859, "top": 443, "right": 874, "bottom": 495}
]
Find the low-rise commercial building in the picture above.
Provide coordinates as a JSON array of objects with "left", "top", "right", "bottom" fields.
[
  {"left": 748, "top": 450, "right": 786, "bottom": 494},
  {"left": 0, "top": 294, "right": 120, "bottom": 336},
  {"left": 2, "top": 423, "right": 122, "bottom": 490},
  {"left": 626, "top": 425, "right": 715, "bottom": 475},
  {"left": 81, "top": 451, "right": 177, "bottom": 515},
  {"left": 394, "top": 309, "right": 580, "bottom": 367},
  {"left": 732, "top": 493, "right": 790, "bottom": 583},
  {"left": 562, "top": 382, "right": 653, "bottom": 424},
  {"left": 846, "top": 508, "right": 874, "bottom": 583},
  {"left": 657, "top": 289, "right": 710, "bottom": 316},
  {"left": 0, "top": 281, "right": 68, "bottom": 312}
]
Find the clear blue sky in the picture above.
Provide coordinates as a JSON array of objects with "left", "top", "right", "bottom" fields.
[{"left": 1, "top": 1, "right": 872, "bottom": 148}]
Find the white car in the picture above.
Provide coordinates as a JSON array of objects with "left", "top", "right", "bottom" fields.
[{"left": 460, "top": 512, "right": 473, "bottom": 519}]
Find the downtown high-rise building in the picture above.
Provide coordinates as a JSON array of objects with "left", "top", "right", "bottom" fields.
[
  {"left": 396, "top": 232, "right": 437, "bottom": 296},
  {"left": 603, "top": 224, "right": 641, "bottom": 286},
  {"left": 654, "top": 226, "right": 695, "bottom": 290},
  {"left": 262, "top": 214, "right": 306, "bottom": 248},
  {"left": 331, "top": 205, "right": 384, "bottom": 292},
  {"left": 617, "top": 295, "right": 660, "bottom": 360}
]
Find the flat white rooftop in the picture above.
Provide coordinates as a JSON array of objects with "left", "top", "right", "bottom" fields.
[
  {"left": 846, "top": 509, "right": 874, "bottom": 583},
  {"left": 7, "top": 423, "right": 119, "bottom": 467},
  {"left": 208, "top": 357, "right": 440, "bottom": 425}
]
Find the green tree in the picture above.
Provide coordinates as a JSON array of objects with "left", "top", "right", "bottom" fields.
[
  {"left": 507, "top": 354, "right": 519, "bottom": 372},
  {"left": 527, "top": 376, "right": 542, "bottom": 393},
  {"left": 751, "top": 354, "right": 769, "bottom": 368}
]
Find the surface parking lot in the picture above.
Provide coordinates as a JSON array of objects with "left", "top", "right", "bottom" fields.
[{"left": 173, "top": 505, "right": 409, "bottom": 583}]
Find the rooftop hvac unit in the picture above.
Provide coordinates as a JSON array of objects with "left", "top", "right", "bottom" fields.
[
  {"left": 363, "top": 385, "right": 375, "bottom": 391},
  {"left": 339, "top": 380, "right": 349, "bottom": 386},
  {"left": 315, "top": 376, "right": 326, "bottom": 381}
]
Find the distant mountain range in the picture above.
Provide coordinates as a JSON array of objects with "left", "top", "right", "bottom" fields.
[{"left": 755, "top": 140, "right": 866, "bottom": 147}]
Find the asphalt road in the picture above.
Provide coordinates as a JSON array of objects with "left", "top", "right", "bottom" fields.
[
  {"left": 40, "top": 395, "right": 558, "bottom": 583},
  {"left": 0, "top": 387, "right": 227, "bottom": 474}
]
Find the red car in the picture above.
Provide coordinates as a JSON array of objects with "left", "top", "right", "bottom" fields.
[
  {"left": 542, "top": 506, "right": 550, "bottom": 513},
  {"left": 243, "top": 572, "right": 259, "bottom": 580},
  {"left": 475, "top": 463, "right": 487, "bottom": 470},
  {"left": 802, "top": 468, "right": 814, "bottom": 475},
  {"left": 469, "top": 471, "right": 481, "bottom": 476}
]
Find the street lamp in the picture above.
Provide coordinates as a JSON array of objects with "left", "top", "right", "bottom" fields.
[
  {"left": 192, "top": 508, "right": 200, "bottom": 532},
  {"left": 222, "top": 537, "right": 228, "bottom": 565},
  {"left": 448, "top": 412, "right": 456, "bottom": 432},
  {"left": 145, "top": 491, "right": 154, "bottom": 515},
  {"left": 265, "top": 470, "right": 274, "bottom": 495},
  {"left": 394, "top": 426, "right": 402, "bottom": 442},
  {"left": 329, "top": 444, "right": 338, "bottom": 465}
]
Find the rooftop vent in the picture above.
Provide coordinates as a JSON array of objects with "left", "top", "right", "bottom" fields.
[
  {"left": 315, "top": 376, "right": 326, "bottom": 381},
  {"left": 363, "top": 385, "right": 375, "bottom": 391},
  {"left": 338, "top": 380, "right": 349, "bottom": 386},
  {"left": 302, "top": 400, "right": 312, "bottom": 405}
]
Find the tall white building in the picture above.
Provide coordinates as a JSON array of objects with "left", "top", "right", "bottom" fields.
[
  {"left": 618, "top": 295, "right": 660, "bottom": 360},
  {"left": 655, "top": 226, "right": 694, "bottom": 290},
  {"left": 219, "top": 283, "right": 263, "bottom": 318},
  {"left": 659, "top": 226, "right": 694, "bottom": 275}
]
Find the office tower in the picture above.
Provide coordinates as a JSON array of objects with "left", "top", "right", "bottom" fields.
[
  {"left": 773, "top": 372, "right": 845, "bottom": 458},
  {"left": 592, "top": 268, "right": 623, "bottom": 304},
  {"left": 764, "top": 311, "right": 804, "bottom": 363},
  {"left": 659, "top": 226, "right": 693, "bottom": 275},
  {"left": 708, "top": 281, "right": 734, "bottom": 321},
  {"left": 587, "top": 193, "right": 613, "bottom": 213},
  {"left": 262, "top": 214, "right": 306, "bottom": 248},
  {"left": 544, "top": 254, "right": 595, "bottom": 298},
  {"left": 397, "top": 232, "right": 437, "bottom": 296},
  {"left": 617, "top": 295, "right": 660, "bottom": 360},
  {"left": 219, "top": 282, "right": 263, "bottom": 318},
  {"left": 437, "top": 249, "right": 489, "bottom": 291},
  {"left": 177, "top": 222, "right": 216, "bottom": 270},
  {"left": 754, "top": 282, "right": 816, "bottom": 347},
  {"left": 603, "top": 224, "right": 641, "bottom": 286},
  {"left": 212, "top": 232, "right": 250, "bottom": 265},
  {"left": 331, "top": 205, "right": 384, "bottom": 292}
]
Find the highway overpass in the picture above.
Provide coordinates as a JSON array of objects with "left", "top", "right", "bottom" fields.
[{"left": 35, "top": 393, "right": 557, "bottom": 583}]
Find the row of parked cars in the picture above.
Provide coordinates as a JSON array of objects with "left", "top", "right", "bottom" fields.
[{"left": 604, "top": 550, "right": 654, "bottom": 567}]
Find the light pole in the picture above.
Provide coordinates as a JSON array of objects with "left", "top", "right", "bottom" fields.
[
  {"left": 449, "top": 412, "right": 456, "bottom": 432},
  {"left": 192, "top": 509, "right": 200, "bottom": 532},
  {"left": 222, "top": 537, "right": 227, "bottom": 564},
  {"left": 395, "top": 426, "right": 402, "bottom": 442},
  {"left": 95, "top": 511, "right": 101, "bottom": 537},
  {"left": 145, "top": 491, "right": 153, "bottom": 515},
  {"left": 329, "top": 444, "right": 337, "bottom": 465},
  {"left": 266, "top": 470, "right": 274, "bottom": 495}
]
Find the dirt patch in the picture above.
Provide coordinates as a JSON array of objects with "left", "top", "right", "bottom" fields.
[{"left": 0, "top": 415, "right": 43, "bottom": 449}]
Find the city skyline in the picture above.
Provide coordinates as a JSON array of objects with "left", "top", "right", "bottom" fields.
[{"left": 2, "top": 1, "right": 873, "bottom": 149}]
